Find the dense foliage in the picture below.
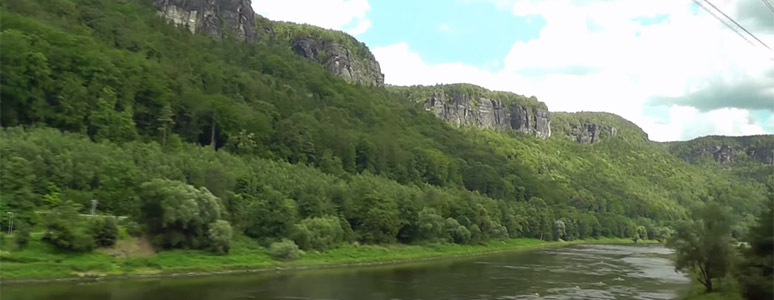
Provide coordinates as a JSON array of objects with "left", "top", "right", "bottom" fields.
[
  {"left": 0, "top": 0, "right": 769, "bottom": 259},
  {"left": 668, "top": 203, "right": 734, "bottom": 292},
  {"left": 665, "top": 135, "right": 774, "bottom": 185},
  {"left": 736, "top": 190, "right": 774, "bottom": 300}
]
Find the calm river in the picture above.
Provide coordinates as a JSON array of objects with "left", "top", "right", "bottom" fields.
[{"left": 0, "top": 244, "right": 691, "bottom": 300}]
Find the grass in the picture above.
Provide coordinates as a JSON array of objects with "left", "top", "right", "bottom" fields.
[
  {"left": 0, "top": 233, "right": 657, "bottom": 282},
  {"left": 678, "top": 269, "right": 744, "bottom": 300}
]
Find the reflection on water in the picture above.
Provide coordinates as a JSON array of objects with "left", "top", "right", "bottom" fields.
[{"left": 1, "top": 244, "right": 690, "bottom": 300}]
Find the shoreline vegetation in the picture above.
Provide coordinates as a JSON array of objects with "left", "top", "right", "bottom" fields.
[{"left": 0, "top": 236, "right": 655, "bottom": 285}]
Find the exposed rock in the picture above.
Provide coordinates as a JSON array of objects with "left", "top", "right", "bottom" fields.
[
  {"left": 685, "top": 144, "right": 773, "bottom": 165},
  {"left": 747, "top": 147, "right": 774, "bottom": 165},
  {"left": 154, "top": 0, "right": 257, "bottom": 42},
  {"left": 422, "top": 91, "right": 551, "bottom": 139},
  {"left": 563, "top": 123, "right": 618, "bottom": 144},
  {"left": 713, "top": 145, "right": 735, "bottom": 164},
  {"left": 291, "top": 37, "right": 384, "bottom": 86}
]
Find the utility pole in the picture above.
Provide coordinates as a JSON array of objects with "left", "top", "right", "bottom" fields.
[
  {"left": 7, "top": 212, "right": 14, "bottom": 235},
  {"left": 91, "top": 199, "right": 98, "bottom": 216}
]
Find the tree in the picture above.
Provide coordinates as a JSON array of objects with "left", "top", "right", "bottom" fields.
[
  {"left": 417, "top": 208, "right": 445, "bottom": 242},
  {"left": 269, "top": 239, "right": 302, "bottom": 261},
  {"left": 208, "top": 220, "right": 233, "bottom": 254},
  {"left": 444, "top": 217, "right": 471, "bottom": 244},
  {"left": 91, "top": 217, "right": 119, "bottom": 247},
  {"left": 667, "top": 203, "right": 733, "bottom": 293},
  {"left": 0, "top": 156, "right": 38, "bottom": 228},
  {"left": 138, "top": 179, "right": 226, "bottom": 249},
  {"left": 633, "top": 225, "right": 647, "bottom": 243},
  {"left": 736, "top": 190, "right": 773, "bottom": 300},
  {"left": 42, "top": 201, "right": 96, "bottom": 252},
  {"left": 291, "top": 216, "right": 343, "bottom": 251},
  {"left": 553, "top": 220, "right": 567, "bottom": 241},
  {"left": 14, "top": 220, "right": 30, "bottom": 250},
  {"left": 88, "top": 87, "right": 138, "bottom": 143},
  {"left": 656, "top": 226, "right": 673, "bottom": 243}
]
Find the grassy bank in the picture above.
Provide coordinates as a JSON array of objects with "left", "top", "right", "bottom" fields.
[
  {"left": 0, "top": 234, "right": 655, "bottom": 283},
  {"left": 678, "top": 270, "right": 744, "bottom": 300}
]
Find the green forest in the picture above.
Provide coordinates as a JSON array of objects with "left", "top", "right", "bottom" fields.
[{"left": 0, "top": 0, "right": 771, "bottom": 291}]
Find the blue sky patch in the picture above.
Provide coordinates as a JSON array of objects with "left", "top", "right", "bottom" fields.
[{"left": 357, "top": 0, "right": 546, "bottom": 68}]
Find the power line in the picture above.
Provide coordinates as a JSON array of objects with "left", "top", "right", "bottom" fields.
[
  {"left": 690, "top": 0, "right": 774, "bottom": 61},
  {"left": 690, "top": 0, "right": 759, "bottom": 48},
  {"left": 761, "top": 0, "right": 774, "bottom": 14},
  {"left": 700, "top": 0, "right": 774, "bottom": 53}
]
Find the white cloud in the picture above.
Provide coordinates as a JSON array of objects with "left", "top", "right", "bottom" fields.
[
  {"left": 252, "top": 0, "right": 372, "bottom": 35},
  {"left": 373, "top": 0, "right": 774, "bottom": 141},
  {"left": 346, "top": 19, "right": 372, "bottom": 36},
  {"left": 641, "top": 107, "right": 767, "bottom": 141}
]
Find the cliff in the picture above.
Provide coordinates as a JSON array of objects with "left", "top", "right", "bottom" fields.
[
  {"left": 666, "top": 135, "right": 774, "bottom": 165},
  {"left": 152, "top": 2, "right": 383, "bottom": 85},
  {"left": 290, "top": 36, "right": 384, "bottom": 86},
  {"left": 549, "top": 112, "right": 648, "bottom": 144},
  {"left": 393, "top": 84, "right": 551, "bottom": 139},
  {"left": 271, "top": 22, "right": 384, "bottom": 86},
  {"left": 153, "top": 0, "right": 258, "bottom": 42}
]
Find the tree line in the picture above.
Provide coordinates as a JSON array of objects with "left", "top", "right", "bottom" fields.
[{"left": 0, "top": 0, "right": 768, "bottom": 268}]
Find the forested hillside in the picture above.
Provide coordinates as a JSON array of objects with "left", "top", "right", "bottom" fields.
[{"left": 0, "top": 0, "right": 770, "bottom": 262}]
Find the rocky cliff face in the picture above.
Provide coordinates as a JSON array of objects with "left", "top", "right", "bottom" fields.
[
  {"left": 747, "top": 146, "right": 774, "bottom": 165},
  {"left": 548, "top": 112, "right": 649, "bottom": 145},
  {"left": 423, "top": 91, "right": 551, "bottom": 139},
  {"left": 668, "top": 135, "right": 774, "bottom": 165},
  {"left": 562, "top": 123, "right": 618, "bottom": 144},
  {"left": 291, "top": 37, "right": 384, "bottom": 86},
  {"left": 683, "top": 144, "right": 773, "bottom": 165},
  {"left": 154, "top": 0, "right": 257, "bottom": 42}
]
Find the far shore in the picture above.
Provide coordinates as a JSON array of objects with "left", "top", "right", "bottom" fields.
[{"left": 0, "top": 237, "right": 659, "bottom": 285}]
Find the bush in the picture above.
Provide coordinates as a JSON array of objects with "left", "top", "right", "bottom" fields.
[
  {"left": 124, "top": 220, "right": 143, "bottom": 237},
  {"left": 207, "top": 220, "right": 233, "bottom": 254},
  {"left": 14, "top": 221, "right": 30, "bottom": 250},
  {"left": 269, "top": 239, "right": 302, "bottom": 261},
  {"left": 444, "top": 218, "right": 471, "bottom": 244},
  {"left": 42, "top": 221, "right": 95, "bottom": 252},
  {"left": 91, "top": 217, "right": 118, "bottom": 247},
  {"left": 291, "top": 216, "right": 343, "bottom": 251},
  {"left": 41, "top": 201, "right": 96, "bottom": 252}
]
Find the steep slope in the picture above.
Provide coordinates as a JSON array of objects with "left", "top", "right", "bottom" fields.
[
  {"left": 269, "top": 21, "right": 385, "bottom": 86},
  {"left": 0, "top": 0, "right": 768, "bottom": 258}
]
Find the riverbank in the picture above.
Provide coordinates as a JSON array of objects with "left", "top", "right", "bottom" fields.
[{"left": 0, "top": 235, "right": 657, "bottom": 284}]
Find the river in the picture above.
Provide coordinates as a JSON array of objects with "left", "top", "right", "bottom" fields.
[{"left": 0, "top": 244, "right": 691, "bottom": 300}]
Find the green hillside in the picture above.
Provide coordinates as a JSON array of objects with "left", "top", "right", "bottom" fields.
[{"left": 0, "top": 0, "right": 769, "bottom": 279}]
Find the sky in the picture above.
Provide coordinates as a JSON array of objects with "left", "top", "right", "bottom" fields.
[{"left": 252, "top": 0, "right": 774, "bottom": 142}]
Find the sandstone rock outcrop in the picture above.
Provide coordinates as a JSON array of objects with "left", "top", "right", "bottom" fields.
[{"left": 154, "top": 0, "right": 257, "bottom": 42}]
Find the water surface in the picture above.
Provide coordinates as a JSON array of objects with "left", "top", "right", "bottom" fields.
[{"left": 0, "top": 244, "right": 691, "bottom": 300}]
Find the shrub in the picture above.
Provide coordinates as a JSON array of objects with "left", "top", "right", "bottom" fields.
[
  {"left": 444, "top": 218, "right": 471, "bottom": 244},
  {"left": 291, "top": 216, "right": 343, "bottom": 251},
  {"left": 42, "top": 201, "right": 95, "bottom": 252},
  {"left": 42, "top": 220, "right": 95, "bottom": 252},
  {"left": 91, "top": 217, "right": 119, "bottom": 247},
  {"left": 124, "top": 220, "right": 143, "bottom": 237},
  {"left": 13, "top": 221, "right": 30, "bottom": 250},
  {"left": 207, "top": 220, "right": 233, "bottom": 254},
  {"left": 269, "top": 239, "right": 302, "bottom": 261}
]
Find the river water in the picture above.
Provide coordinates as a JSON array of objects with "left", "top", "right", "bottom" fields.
[{"left": 0, "top": 244, "right": 691, "bottom": 300}]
